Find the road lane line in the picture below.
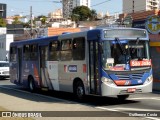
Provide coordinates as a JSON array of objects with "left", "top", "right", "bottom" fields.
[
  {"left": 145, "top": 117, "right": 160, "bottom": 120},
  {"left": 95, "top": 107, "right": 118, "bottom": 111},
  {"left": 129, "top": 97, "right": 160, "bottom": 101},
  {"left": 112, "top": 107, "right": 160, "bottom": 111}
]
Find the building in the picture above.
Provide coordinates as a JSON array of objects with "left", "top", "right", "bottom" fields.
[
  {"left": 62, "top": 0, "right": 90, "bottom": 18},
  {"left": 123, "top": 0, "right": 160, "bottom": 13},
  {"left": 0, "top": 28, "right": 13, "bottom": 61},
  {"left": 0, "top": 3, "right": 7, "bottom": 18},
  {"left": 48, "top": 9, "right": 63, "bottom": 19}
]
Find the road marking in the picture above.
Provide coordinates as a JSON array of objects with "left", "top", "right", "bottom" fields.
[
  {"left": 129, "top": 97, "right": 160, "bottom": 101},
  {"left": 112, "top": 107, "right": 160, "bottom": 111},
  {"left": 145, "top": 117, "right": 160, "bottom": 120},
  {"left": 95, "top": 107, "right": 118, "bottom": 111}
]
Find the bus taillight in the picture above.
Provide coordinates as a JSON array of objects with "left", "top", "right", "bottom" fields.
[{"left": 83, "top": 64, "right": 87, "bottom": 73}]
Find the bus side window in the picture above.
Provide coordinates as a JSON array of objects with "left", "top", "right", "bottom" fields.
[
  {"left": 73, "top": 37, "right": 85, "bottom": 60},
  {"left": 49, "top": 41, "right": 60, "bottom": 61},
  {"left": 60, "top": 39, "right": 72, "bottom": 61},
  {"left": 10, "top": 47, "right": 17, "bottom": 62},
  {"left": 23, "top": 45, "right": 30, "bottom": 61},
  {"left": 30, "top": 44, "right": 38, "bottom": 61}
]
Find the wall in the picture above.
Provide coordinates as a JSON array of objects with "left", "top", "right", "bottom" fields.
[
  {"left": 47, "top": 27, "right": 81, "bottom": 36},
  {"left": 0, "top": 34, "right": 13, "bottom": 61}
]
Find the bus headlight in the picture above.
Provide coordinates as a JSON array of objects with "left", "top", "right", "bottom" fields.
[
  {"left": 101, "top": 77, "right": 116, "bottom": 86},
  {"left": 144, "top": 75, "right": 153, "bottom": 84}
]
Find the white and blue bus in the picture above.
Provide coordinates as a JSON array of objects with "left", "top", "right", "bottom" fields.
[{"left": 10, "top": 27, "right": 153, "bottom": 100}]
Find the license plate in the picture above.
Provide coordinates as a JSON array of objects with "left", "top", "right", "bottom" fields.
[{"left": 127, "top": 88, "right": 136, "bottom": 93}]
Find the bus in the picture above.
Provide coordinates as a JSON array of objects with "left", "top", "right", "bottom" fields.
[{"left": 9, "top": 27, "right": 153, "bottom": 100}]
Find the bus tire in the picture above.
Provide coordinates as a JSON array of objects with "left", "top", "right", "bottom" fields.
[
  {"left": 74, "top": 81, "right": 85, "bottom": 100},
  {"left": 28, "top": 76, "right": 35, "bottom": 92},
  {"left": 117, "top": 95, "right": 129, "bottom": 100}
]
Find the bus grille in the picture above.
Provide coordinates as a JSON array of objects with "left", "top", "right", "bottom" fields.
[{"left": 116, "top": 73, "right": 144, "bottom": 80}]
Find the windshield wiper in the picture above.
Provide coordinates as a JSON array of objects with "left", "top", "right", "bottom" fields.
[
  {"left": 132, "top": 37, "right": 140, "bottom": 53},
  {"left": 115, "top": 37, "right": 126, "bottom": 55}
]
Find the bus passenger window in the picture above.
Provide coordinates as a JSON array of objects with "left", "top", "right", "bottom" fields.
[
  {"left": 30, "top": 44, "right": 38, "bottom": 61},
  {"left": 60, "top": 39, "right": 72, "bottom": 61},
  {"left": 23, "top": 45, "right": 30, "bottom": 61},
  {"left": 10, "top": 47, "right": 17, "bottom": 62},
  {"left": 73, "top": 37, "right": 85, "bottom": 60},
  {"left": 49, "top": 41, "right": 60, "bottom": 61}
]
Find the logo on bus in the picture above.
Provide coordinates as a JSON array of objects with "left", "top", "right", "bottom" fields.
[{"left": 64, "top": 65, "right": 77, "bottom": 72}]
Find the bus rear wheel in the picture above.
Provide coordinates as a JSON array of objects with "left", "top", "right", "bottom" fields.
[
  {"left": 117, "top": 95, "right": 129, "bottom": 100},
  {"left": 75, "top": 81, "right": 85, "bottom": 100},
  {"left": 28, "top": 76, "right": 35, "bottom": 92}
]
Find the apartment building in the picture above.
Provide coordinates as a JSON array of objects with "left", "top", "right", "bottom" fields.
[
  {"left": 63, "top": 0, "right": 90, "bottom": 18},
  {"left": 123, "top": 0, "right": 160, "bottom": 13},
  {"left": 0, "top": 3, "right": 6, "bottom": 18}
]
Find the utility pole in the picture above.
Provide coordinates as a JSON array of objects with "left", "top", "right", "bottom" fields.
[{"left": 30, "top": 6, "right": 33, "bottom": 39}]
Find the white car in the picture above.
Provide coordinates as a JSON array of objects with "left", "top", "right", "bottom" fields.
[{"left": 0, "top": 61, "right": 10, "bottom": 79}]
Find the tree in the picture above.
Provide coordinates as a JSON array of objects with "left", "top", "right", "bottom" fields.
[
  {"left": 0, "top": 18, "right": 6, "bottom": 27},
  {"left": 36, "top": 15, "right": 47, "bottom": 25},
  {"left": 71, "top": 6, "right": 91, "bottom": 21},
  {"left": 90, "top": 9, "right": 97, "bottom": 21},
  {"left": 12, "top": 17, "right": 22, "bottom": 24}
]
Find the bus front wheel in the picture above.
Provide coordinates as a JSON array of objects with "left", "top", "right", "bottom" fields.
[
  {"left": 28, "top": 76, "right": 35, "bottom": 92},
  {"left": 75, "top": 81, "right": 85, "bottom": 100}
]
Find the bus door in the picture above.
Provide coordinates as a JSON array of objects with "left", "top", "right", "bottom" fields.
[
  {"left": 89, "top": 41, "right": 100, "bottom": 94},
  {"left": 17, "top": 47, "right": 22, "bottom": 84},
  {"left": 39, "top": 46, "right": 53, "bottom": 89}
]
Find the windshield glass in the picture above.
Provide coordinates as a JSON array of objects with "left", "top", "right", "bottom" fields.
[
  {"left": 101, "top": 39, "right": 150, "bottom": 71},
  {"left": 0, "top": 63, "right": 9, "bottom": 67}
]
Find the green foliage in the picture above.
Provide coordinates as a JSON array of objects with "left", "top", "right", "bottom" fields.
[
  {"left": 36, "top": 15, "right": 47, "bottom": 24},
  {"left": 0, "top": 18, "right": 6, "bottom": 27},
  {"left": 71, "top": 6, "right": 96, "bottom": 21},
  {"left": 90, "top": 9, "right": 97, "bottom": 21},
  {"left": 12, "top": 17, "right": 22, "bottom": 24}
]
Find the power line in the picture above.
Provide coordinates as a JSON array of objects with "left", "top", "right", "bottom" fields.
[{"left": 91, "top": 0, "right": 111, "bottom": 7}]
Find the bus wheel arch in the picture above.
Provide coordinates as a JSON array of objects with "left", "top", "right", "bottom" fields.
[
  {"left": 73, "top": 78, "right": 85, "bottom": 100},
  {"left": 28, "top": 75, "right": 36, "bottom": 92}
]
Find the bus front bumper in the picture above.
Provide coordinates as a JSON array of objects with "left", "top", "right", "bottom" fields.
[{"left": 101, "top": 81, "right": 153, "bottom": 96}]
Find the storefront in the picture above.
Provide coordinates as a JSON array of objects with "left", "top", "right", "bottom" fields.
[{"left": 120, "top": 10, "right": 160, "bottom": 91}]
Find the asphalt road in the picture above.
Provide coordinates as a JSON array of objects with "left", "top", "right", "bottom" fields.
[{"left": 0, "top": 79, "right": 160, "bottom": 120}]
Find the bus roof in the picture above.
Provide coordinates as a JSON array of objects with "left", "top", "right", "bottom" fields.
[
  {"left": 10, "top": 27, "right": 149, "bottom": 46},
  {"left": 10, "top": 36, "right": 58, "bottom": 46}
]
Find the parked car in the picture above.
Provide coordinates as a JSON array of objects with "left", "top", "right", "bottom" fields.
[{"left": 0, "top": 61, "right": 9, "bottom": 79}]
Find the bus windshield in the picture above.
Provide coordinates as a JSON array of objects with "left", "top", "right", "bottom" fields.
[{"left": 101, "top": 39, "right": 151, "bottom": 71}]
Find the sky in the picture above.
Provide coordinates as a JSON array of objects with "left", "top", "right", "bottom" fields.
[{"left": 0, "top": 0, "right": 122, "bottom": 17}]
